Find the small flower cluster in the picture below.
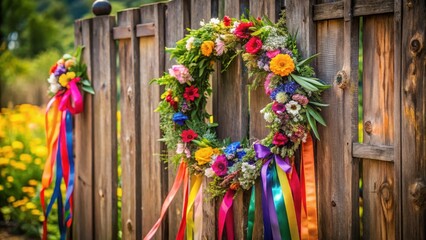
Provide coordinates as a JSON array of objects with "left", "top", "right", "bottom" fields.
[
  {"left": 46, "top": 46, "right": 94, "bottom": 95},
  {"left": 153, "top": 14, "right": 329, "bottom": 198}
]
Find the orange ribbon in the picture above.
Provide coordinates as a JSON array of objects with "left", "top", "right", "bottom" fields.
[
  {"left": 300, "top": 134, "right": 318, "bottom": 239},
  {"left": 144, "top": 161, "right": 188, "bottom": 240}
]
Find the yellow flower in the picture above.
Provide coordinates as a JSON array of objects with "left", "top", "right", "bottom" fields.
[
  {"left": 7, "top": 176, "right": 14, "bottom": 183},
  {"left": 269, "top": 54, "right": 295, "bottom": 77},
  {"left": 31, "top": 209, "right": 42, "bottom": 216},
  {"left": 31, "top": 146, "right": 47, "bottom": 158},
  {"left": 20, "top": 153, "right": 32, "bottom": 163},
  {"left": 7, "top": 196, "right": 15, "bottom": 203},
  {"left": 22, "top": 186, "right": 35, "bottom": 194},
  {"left": 34, "top": 158, "right": 42, "bottom": 166},
  {"left": 201, "top": 41, "right": 215, "bottom": 56},
  {"left": 11, "top": 161, "right": 27, "bottom": 170},
  {"left": 58, "top": 71, "right": 76, "bottom": 87},
  {"left": 194, "top": 147, "right": 214, "bottom": 165},
  {"left": 0, "top": 157, "right": 9, "bottom": 165},
  {"left": 117, "top": 187, "right": 122, "bottom": 198},
  {"left": 28, "top": 179, "right": 38, "bottom": 186},
  {"left": 39, "top": 215, "right": 45, "bottom": 222},
  {"left": 25, "top": 202, "right": 37, "bottom": 210},
  {"left": 12, "top": 141, "right": 24, "bottom": 150},
  {"left": 0, "top": 185, "right": 4, "bottom": 191}
]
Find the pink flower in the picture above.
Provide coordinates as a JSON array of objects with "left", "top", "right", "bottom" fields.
[
  {"left": 264, "top": 73, "right": 274, "bottom": 95},
  {"left": 292, "top": 94, "right": 309, "bottom": 106},
  {"left": 234, "top": 22, "right": 254, "bottom": 39},
  {"left": 245, "top": 37, "right": 263, "bottom": 54},
  {"left": 212, "top": 155, "right": 228, "bottom": 176},
  {"left": 272, "top": 102, "right": 286, "bottom": 115},
  {"left": 168, "top": 65, "right": 193, "bottom": 84},
  {"left": 215, "top": 38, "right": 225, "bottom": 56},
  {"left": 266, "top": 49, "right": 280, "bottom": 59},
  {"left": 176, "top": 143, "right": 191, "bottom": 158},
  {"left": 272, "top": 132, "right": 288, "bottom": 146}
]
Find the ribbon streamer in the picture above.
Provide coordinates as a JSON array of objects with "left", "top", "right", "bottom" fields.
[
  {"left": 186, "top": 175, "right": 203, "bottom": 240},
  {"left": 218, "top": 189, "right": 235, "bottom": 240},
  {"left": 246, "top": 186, "right": 256, "bottom": 240}
]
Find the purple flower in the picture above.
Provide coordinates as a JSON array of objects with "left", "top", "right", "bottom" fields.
[
  {"left": 54, "top": 64, "right": 67, "bottom": 77},
  {"left": 212, "top": 155, "right": 228, "bottom": 176},
  {"left": 284, "top": 81, "right": 299, "bottom": 94},
  {"left": 172, "top": 112, "right": 188, "bottom": 126},
  {"left": 280, "top": 48, "right": 293, "bottom": 57}
]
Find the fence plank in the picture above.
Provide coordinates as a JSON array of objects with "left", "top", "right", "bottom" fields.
[
  {"left": 117, "top": 9, "right": 142, "bottom": 240},
  {"left": 73, "top": 18, "right": 94, "bottom": 240},
  {"left": 401, "top": 0, "right": 426, "bottom": 238},
  {"left": 139, "top": 4, "right": 167, "bottom": 238},
  {"left": 362, "top": 14, "right": 396, "bottom": 240},
  {"left": 91, "top": 16, "right": 118, "bottom": 240},
  {"left": 164, "top": 0, "right": 190, "bottom": 238}
]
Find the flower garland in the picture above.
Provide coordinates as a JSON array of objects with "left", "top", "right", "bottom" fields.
[
  {"left": 41, "top": 46, "right": 94, "bottom": 240},
  {"left": 145, "top": 14, "right": 329, "bottom": 240}
]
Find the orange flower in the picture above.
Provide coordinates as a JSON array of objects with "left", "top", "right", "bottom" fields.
[
  {"left": 269, "top": 54, "right": 295, "bottom": 77},
  {"left": 201, "top": 41, "right": 215, "bottom": 56}
]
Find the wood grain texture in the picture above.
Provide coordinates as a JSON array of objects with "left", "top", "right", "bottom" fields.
[
  {"left": 164, "top": 0, "right": 190, "bottom": 238},
  {"left": 353, "top": 0, "right": 394, "bottom": 16},
  {"left": 139, "top": 4, "right": 167, "bottom": 238},
  {"left": 362, "top": 15, "right": 396, "bottom": 240},
  {"left": 401, "top": 0, "right": 426, "bottom": 238},
  {"left": 91, "top": 16, "right": 118, "bottom": 240},
  {"left": 73, "top": 18, "right": 94, "bottom": 240},
  {"left": 352, "top": 143, "right": 394, "bottom": 162},
  {"left": 313, "top": 2, "right": 344, "bottom": 21},
  {"left": 117, "top": 9, "right": 142, "bottom": 240}
]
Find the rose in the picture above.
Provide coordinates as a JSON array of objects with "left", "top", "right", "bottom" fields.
[
  {"left": 194, "top": 147, "right": 214, "bottom": 165},
  {"left": 272, "top": 132, "right": 288, "bottom": 146},
  {"left": 168, "top": 65, "right": 192, "bottom": 84},
  {"left": 245, "top": 37, "right": 263, "bottom": 54},
  {"left": 211, "top": 155, "right": 228, "bottom": 176},
  {"left": 234, "top": 21, "right": 254, "bottom": 39},
  {"left": 223, "top": 16, "right": 231, "bottom": 26}
]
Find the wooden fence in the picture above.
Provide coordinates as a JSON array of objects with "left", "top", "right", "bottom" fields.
[{"left": 73, "top": 0, "right": 426, "bottom": 239}]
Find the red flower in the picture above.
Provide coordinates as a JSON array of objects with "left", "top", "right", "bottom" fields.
[
  {"left": 50, "top": 64, "right": 58, "bottom": 74},
  {"left": 234, "top": 22, "right": 254, "bottom": 39},
  {"left": 181, "top": 129, "right": 198, "bottom": 143},
  {"left": 223, "top": 16, "right": 231, "bottom": 26},
  {"left": 272, "top": 132, "right": 288, "bottom": 146},
  {"left": 272, "top": 102, "right": 286, "bottom": 115},
  {"left": 183, "top": 85, "right": 200, "bottom": 102},
  {"left": 245, "top": 37, "right": 263, "bottom": 54}
]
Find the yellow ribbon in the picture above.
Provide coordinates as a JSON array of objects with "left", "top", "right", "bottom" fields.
[{"left": 186, "top": 175, "right": 203, "bottom": 240}]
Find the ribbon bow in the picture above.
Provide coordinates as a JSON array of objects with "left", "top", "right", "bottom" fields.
[{"left": 254, "top": 143, "right": 291, "bottom": 173}]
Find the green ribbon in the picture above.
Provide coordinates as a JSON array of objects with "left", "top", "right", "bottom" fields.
[
  {"left": 247, "top": 186, "right": 256, "bottom": 240},
  {"left": 271, "top": 163, "right": 292, "bottom": 239}
]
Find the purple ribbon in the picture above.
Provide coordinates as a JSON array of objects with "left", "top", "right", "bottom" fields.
[{"left": 254, "top": 143, "right": 291, "bottom": 173}]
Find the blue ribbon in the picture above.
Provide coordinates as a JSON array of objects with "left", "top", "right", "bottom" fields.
[{"left": 64, "top": 110, "right": 74, "bottom": 226}]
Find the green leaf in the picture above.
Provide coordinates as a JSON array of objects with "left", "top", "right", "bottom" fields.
[
  {"left": 82, "top": 85, "right": 95, "bottom": 95},
  {"left": 81, "top": 79, "right": 92, "bottom": 87},
  {"left": 296, "top": 53, "right": 319, "bottom": 67},
  {"left": 310, "top": 101, "right": 329, "bottom": 107},
  {"left": 307, "top": 105, "right": 326, "bottom": 126},
  {"left": 306, "top": 112, "right": 320, "bottom": 140},
  {"left": 290, "top": 74, "right": 318, "bottom": 91}
]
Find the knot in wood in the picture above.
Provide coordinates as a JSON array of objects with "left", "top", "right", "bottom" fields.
[
  {"left": 364, "top": 121, "right": 373, "bottom": 134},
  {"left": 92, "top": 0, "right": 112, "bottom": 16},
  {"left": 409, "top": 178, "right": 426, "bottom": 211},
  {"left": 331, "top": 200, "right": 336, "bottom": 207},
  {"left": 98, "top": 189, "right": 104, "bottom": 198},
  {"left": 334, "top": 70, "right": 349, "bottom": 89},
  {"left": 127, "top": 87, "right": 133, "bottom": 101},
  {"left": 126, "top": 219, "right": 133, "bottom": 231},
  {"left": 406, "top": 0, "right": 413, "bottom": 8},
  {"left": 379, "top": 181, "right": 393, "bottom": 209}
]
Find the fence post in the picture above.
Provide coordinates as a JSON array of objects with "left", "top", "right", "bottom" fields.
[
  {"left": 74, "top": 15, "right": 118, "bottom": 240},
  {"left": 116, "top": 8, "right": 142, "bottom": 240}
]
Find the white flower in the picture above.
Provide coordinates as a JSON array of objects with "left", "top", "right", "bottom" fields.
[
  {"left": 47, "top": 74, "right": 57, "bottom": 84},
  {"left": 275, "top": 92, "right": 288, "bottom": 104},
  {"left": 215, "top": 38, "right": 225, "bottom": 56},
  {"left": 186, "top": 37, "right": 195, "bottom": 51},
  {"left": 209, "top": 18, "right": 220, "bottom": 25},
  {"left": 49, "top": 83, "right": 61, "bottom": 94},
  {"left": 200, "top": 20, "right": 205, "bottom": 26},
  {"left": 230, "top": 21, "right": 239, "bottom": 33},
  {"left": 285, "top": 100, "right": 301, "bottom": 115},
  {"left": 204, "top": 167, "right": 215, "bottom": 178},
  {"left": 263, "top": 112, "right": 274, "bottom": 123}
]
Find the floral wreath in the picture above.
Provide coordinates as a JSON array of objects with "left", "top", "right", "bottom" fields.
[
  {"left": 41, "top": 46, "right": 94, "bottom": 240},
  {"left": 146, "top": 14, "right": 329, "bottom": 240}
]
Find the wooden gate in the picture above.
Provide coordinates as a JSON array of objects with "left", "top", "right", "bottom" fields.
[{"left": 73, "top": 0, "right": 426, "bottom": 239}]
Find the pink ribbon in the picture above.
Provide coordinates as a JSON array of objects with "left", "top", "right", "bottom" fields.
[
  {"left": 58, "top": 78, "right": 83, "bottom": 114},
  {"left": 218, "top": 189, "right": 235, "bottom": 240}
]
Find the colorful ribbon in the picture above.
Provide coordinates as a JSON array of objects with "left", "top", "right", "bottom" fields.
[
  {"left": 218, "top": 189, "right": 235, "bottom": 240},
  {"left": 41, "top": 86, "right": 83, "bottom": 240}
]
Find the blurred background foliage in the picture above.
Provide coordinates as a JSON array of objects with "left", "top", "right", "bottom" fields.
[{"left": 0, "top": 0, "right": 140, "bottom": 107}]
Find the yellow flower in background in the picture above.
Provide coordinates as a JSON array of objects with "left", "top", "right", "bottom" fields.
[
  {"left": 34, "top": 158, "right": 42, "bottom": 166},
  {"left": 194, "top": 147, "right": 214, "bottom": 165},
  {"left": 0, "top": 185, "right": 4, "bottom": 191},
  {"left": 7, "top": 196, "right": 15, "bottom": 203},
  {"left": 20, "top": 153, "right": 32, "bottom": 163},
  {"left": 22, "top": 186, "right": 36, "bottom": 195},
  {"left": 12, "top": 141, "right": 24, "bottom": 150},
  {"left": 28, "top": 179, "right": 38, "bottom": 186},
  {"left": 7, "top": 176, "right": 14, "bottom": 183},
  {"left": 117, "top": 187, "right": 122, "bottom": 198},
  {"left": 31, "top": 145, "right": 47, "bottom": 158},
  {"left": 31, "top": 209, "right": 42, "bottom": 216},
  {"left": 0, "top": 157, "right": 9, "bottom": 165},
  {"left": 201, "top": 41, "right": 215, "bottom": 56},
  {"left": 25, "top": 202, "right": 37, "bottom": 210},
  {"left": 39, "top": 215, "right": 45, "bottom": 222},
  {"left": 59, "top": 71, "right": 76, "bottom": 87},
  {"left": 269, "top": 54, "right": 295, "bottom": 77},
  {"left": 10, "top": 113, "right": 25, "bottom": 124},
  {"left": 11, "top": 161, "right": 27, "bottom": 170}
]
